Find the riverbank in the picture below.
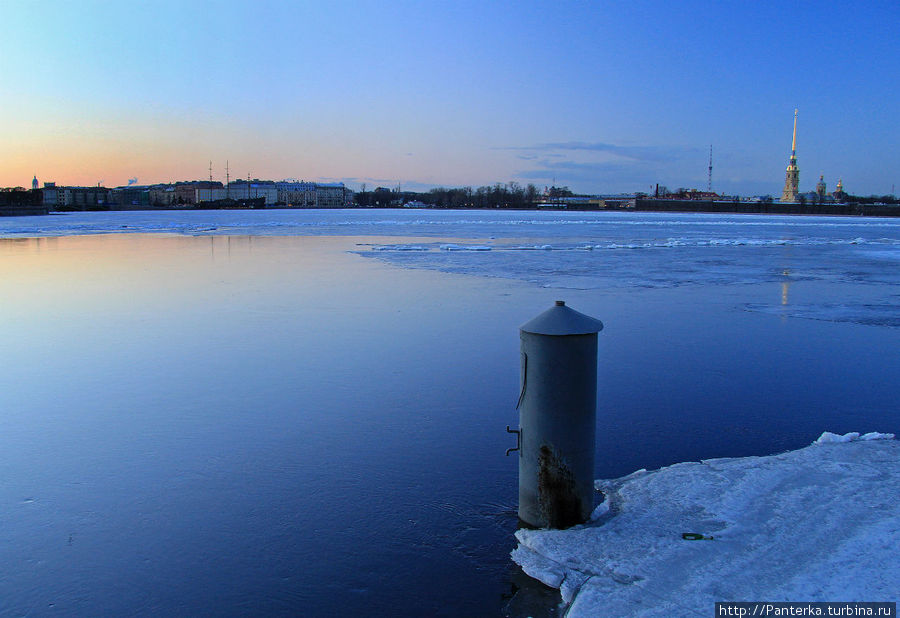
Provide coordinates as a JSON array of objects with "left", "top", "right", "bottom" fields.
[
  {"left": 635, "top": 198, "right": 900, "bottom": 217},
  {"left": 511, "top": 432, "right": 898, "bottom": 616}
]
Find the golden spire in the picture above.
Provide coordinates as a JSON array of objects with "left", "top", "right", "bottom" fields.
[
  {"left": 791, "top": 108, "right": 798, "bottom": 155},
  {"left": 781, "top": 109, "right": 800, "bottom": 202}
]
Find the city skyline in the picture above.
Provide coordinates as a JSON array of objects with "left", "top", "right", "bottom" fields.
[{"left": 3, "top": 1, "right": 898, "bottom": 196}]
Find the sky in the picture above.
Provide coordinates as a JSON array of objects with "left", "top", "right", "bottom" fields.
[{"left": 2, "top": 0, "right": 898, "bottom": 196}]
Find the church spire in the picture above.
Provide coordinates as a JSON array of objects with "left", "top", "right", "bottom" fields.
[
  {"left": 790, "top": 108, "right": 798, "bottom": 156},
  {"left": 781, "top": 109, "right": 800, "bottom": 203}
]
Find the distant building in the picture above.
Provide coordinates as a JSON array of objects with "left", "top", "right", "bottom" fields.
[
  {"left": 41, "top": 182, "right": 58, "bottom": 207},
  {"left": 535, "top": 196, "right": 609, "bottom": 209},
  {"left": 108, "top": 185, "right": 151, "bottom": 209},
  {"left": 316, "top": 182, "right": 352, "bottom": 208},
  {"left": 30, "top": 177, "right": 354, "bottom": 210},
  {"left": 832, "top": 178, "right": 847, "bottom": 202},
  {"left": 800, "top": 191, "right": 819, "bottom": 203},
  {"left": 274, "top": 181, "right": 352, "bottom": 208},
  {"left": 275, "top": 181, "right": 317, "bottom": 207},
  {"left": 816, "top": 175, "right": 827, "bottom": 200},
  {"left": 149, "top": 185, "right": 177, "bottom": 206},
  {"left": 196, "top": 187, "right": 228, "bottom": 202},
  {"left": 39, "top": 183, "right": 100, "bottom": 210},
  {"left": 0, "top": 188, "right": 48, "bottom": 216},
  {"left": 226, "top": 180, "right": 278, "bottom": 205},
  {"left": 667, "top": 189, "right": 721, "bottom": 201},
  {"left": 55, "top": 186, "right": 109, "bottom": 210},
  {"left": 32, "top": 176, "right": 38, "bottom": 190},
  {"left": 173, "top": 181, "right": 222, "bottom": 205},
  {"left": 781, "top": 109, "right": 800, "bottom": 203}
]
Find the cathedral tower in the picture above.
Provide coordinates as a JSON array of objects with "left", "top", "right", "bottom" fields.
[
  {"left": 780, "top": 109, "right": 799, "bottom": 202},
  {"left": 816, "top": 175, "right": 827, "bottom": 199},
  {"left": 833, "top": 178, "right": 846, "bottom": 202}
]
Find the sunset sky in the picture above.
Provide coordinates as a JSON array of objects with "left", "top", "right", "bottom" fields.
[{"left": 3, "top": 1, "right": 898, "bottom": 196}]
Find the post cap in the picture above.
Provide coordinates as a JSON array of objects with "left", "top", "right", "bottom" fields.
[{"left": 520, "top": 301, "right": 603, "bottom": 336}]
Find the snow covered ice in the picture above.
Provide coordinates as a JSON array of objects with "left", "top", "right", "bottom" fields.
[
  {"left": 511, "top": 433, "right": 899, "bottom": 616},
  {"left": 815, "top": 430, "right": 895, "bottom": 443}
]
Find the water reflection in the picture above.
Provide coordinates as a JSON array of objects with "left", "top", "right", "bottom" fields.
[
  {"left": 0, "top": 234, "right": 527, "bottom": 616},
  {"left": 782, "top": 269, "right": 791, "bottom": 305},
  {"left": 0, "top": 231, "right": 897, "bottom": 616}
]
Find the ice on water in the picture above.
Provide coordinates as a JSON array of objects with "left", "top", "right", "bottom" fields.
[
  {"left": 742, "top": 303, "right": 900, "bottom": 328},
  {"left": 511, "top": 433, "right": 899, "bottom": 616},
  {"left": 3, "top": 210, "right": 899, "bottom": 613},
  {"left": 814, "top": 430, "right": 894, "bottom": 443},
  {"left": 3, "top": 209, "right": 899, "bottom": 327}
]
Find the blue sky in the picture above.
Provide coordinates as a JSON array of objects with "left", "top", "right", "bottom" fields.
[{"left": 2, "top": 0, "right": 898, "bottom": 195}]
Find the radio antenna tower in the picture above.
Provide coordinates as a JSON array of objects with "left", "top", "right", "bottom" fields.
[
  {"left": 226, "top": 160, "right": 230, "bottom": 198},
  {"left": 208, "top": 160, "right": 213, "bottom": 183},
  {"left": 707, "top": 145, "right": 713, "bottom": 192}
]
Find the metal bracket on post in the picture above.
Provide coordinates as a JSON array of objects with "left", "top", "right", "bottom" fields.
[
  {"left": 516, "top": 353, "right": 527, "bottom": 410},
  {"left": 505, "top": 425, "right": 521, "bottom": 456}
]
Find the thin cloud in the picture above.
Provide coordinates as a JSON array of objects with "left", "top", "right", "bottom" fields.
[
  {"left": 501, "top": 139, "right": 710, "bottom": 193},
  {"left": 514, "top": 159, "right": 634, "bottom": 182},
  {"left": 499, "top": 141, "right": 701, "bottom": 163},
  {"left": 324, "top": 177, "right": 447, "bottom": 192},
  {"left": 512, "top": 158, "right": 675, "bottom": 192}
]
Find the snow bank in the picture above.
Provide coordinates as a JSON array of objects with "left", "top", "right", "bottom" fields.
[
  {"left": 439, "top": 243, "right": 492, "bottom": 251},
  {"left": 814, "top": 430, "right": 894, "bottom": 444},
  {"left": 370, "top": 244, "right": 428, "bottom": 251},
  {"left": 511, "top": 434, "right": 899, "bottom": 616}
]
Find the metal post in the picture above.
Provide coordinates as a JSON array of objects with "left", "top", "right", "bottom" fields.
[{"left": 512, "top": 301, "right": 602, "bottom": 529}]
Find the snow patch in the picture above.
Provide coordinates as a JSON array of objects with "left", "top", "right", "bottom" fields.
[
  {"left": 512, "top": 434, "right": 899, "bottom": 617},
  {"left": 370, "top": 244, "right": 428, "bottom": 251},
  {"left": 589, "top": 498, "right": 610, "bottom": 520},
  {"left": 814, "top": 430, "right": 894, "bottom": 444},
  {"left": 439, "top": 243, "right": 492, "bottom": 251}
]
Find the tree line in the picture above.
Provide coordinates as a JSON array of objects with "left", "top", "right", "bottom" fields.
[
  {"left": 354, "top": 183, "right": 575, "bottom": 209},
  {"left": 842, "top": 194, "right": 899, "bottom": 204}
]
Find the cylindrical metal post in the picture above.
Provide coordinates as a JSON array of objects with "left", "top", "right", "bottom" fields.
[{"left": 515, "top": 301, "right": 602, "bottom": 529}]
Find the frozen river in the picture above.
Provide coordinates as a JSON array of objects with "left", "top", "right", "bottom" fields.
[{"left": 1, "top": 209, "right": 898, "bottom": 615}]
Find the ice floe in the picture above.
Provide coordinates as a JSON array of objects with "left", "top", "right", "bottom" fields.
[
  {"left": 5, "top": 210, "right": 898, "bottom": 297},
  {"left": 814, "top": 430, "right": 894, "bottom": 443},
  {"left": 742, "top": 303, "right": 900, "bottom": 328},
  {"left": 370, "top": 244, "right": 429, "bottom": 251},
  {"left": 439, "top": 243, "right": 492, "bottom": 251},
  {"left": 511, "top": 433, "right": 899, "bottom": 616}
]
